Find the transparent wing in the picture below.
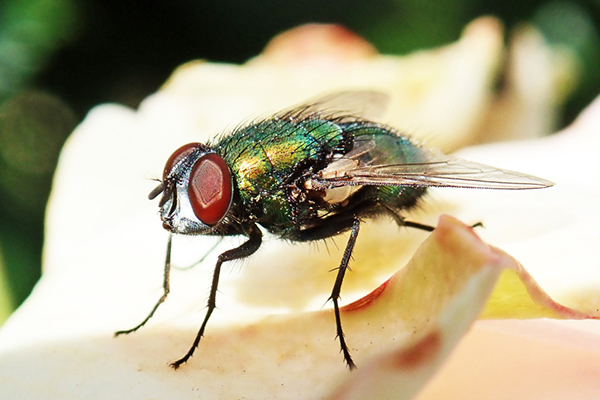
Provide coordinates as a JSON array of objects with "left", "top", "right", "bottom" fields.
[
  {"left": 309, "top": 144, "right": 554, "bottom": 190},
  {"left": 277, "top": 90, "right": 389, "bottom": 122},
  {"left": 275, "top": 92, "right": 553, "bottom": 190}
]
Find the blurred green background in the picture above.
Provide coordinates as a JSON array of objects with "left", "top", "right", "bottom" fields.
[{"left": 0, "top": 0, "right": 599, "bottom": 325}]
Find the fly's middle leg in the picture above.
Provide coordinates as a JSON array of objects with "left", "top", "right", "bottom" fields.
[{"left": 329, "top": 216, "right": 361, "bottom": 370}]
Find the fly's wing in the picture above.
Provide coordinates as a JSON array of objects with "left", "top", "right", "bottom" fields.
[
  {"left": 309, "top": 142, "right": 554, "bottom": 190},
  {"left": 277, "top": 91, "right": 389, "bottom": 122}
]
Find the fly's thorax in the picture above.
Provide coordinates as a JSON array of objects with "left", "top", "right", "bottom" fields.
[{"left": 217, "top": 117, "right": 346, "bottom": 217}]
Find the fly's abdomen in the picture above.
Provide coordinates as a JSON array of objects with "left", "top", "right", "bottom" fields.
[
  {"left": 344, "top": 123, "right": 425, "bottom": 165},
  {"left": 342, "top": 122, "right": 428, "bottom": 209}
]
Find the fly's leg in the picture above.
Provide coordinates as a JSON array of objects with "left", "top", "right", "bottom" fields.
[
  {"left": 329, "top": 217, "right": 361, "bottom": 370},
  {"left": 170, "top": 224, "right": 262, "bottom": 369},
  {"left": 403, "top": 220, "right": 435, "bottom": 232},
  {"left": 285, "top": 212, "right": 365, "bottom": 369},
  {"left": 403, "top": 220, "right": 483, "bottom": 231},
  {"left": 115, "top": 234, "right": 173, "bottom": 337},
  {"left": 384, "top": 206, "right": 482, "bottom": 232},
  {"left": 174, "top": 237, "right": 224, "bottom": 271}
]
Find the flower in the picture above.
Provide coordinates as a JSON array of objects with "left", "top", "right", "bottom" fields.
[{"left": 0, "top": 17, "right": 598, "bottom": 399}]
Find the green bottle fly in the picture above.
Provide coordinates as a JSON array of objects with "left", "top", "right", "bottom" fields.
[{"left": 116, "top": 92, "right": 554, "bottom": 370}]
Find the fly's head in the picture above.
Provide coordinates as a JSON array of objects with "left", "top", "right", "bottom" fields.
[{"left": 149, "top": 143, "right": 234, "bottom": 235}]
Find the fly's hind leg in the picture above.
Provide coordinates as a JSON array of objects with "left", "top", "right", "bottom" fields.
[
  {"left": 403, "top": 220, "right": 435, "bottom": 232},
  {"left": 403, "top": 219, "right": 483, "bottom": 231},
  {"left": 384, "top": 206, "right": 482, "bottom": 232}
]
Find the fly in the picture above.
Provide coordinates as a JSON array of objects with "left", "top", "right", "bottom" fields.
[{"left": 114, "top": 91, "right": 554, "bottom": 370}]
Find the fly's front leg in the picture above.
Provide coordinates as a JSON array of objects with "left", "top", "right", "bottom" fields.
[
  {"left": 170, "top": 224, "right": 262, "bottom": 369},
  {"left": 115, "top": 234, "right": 173, "bottom": 337},
  {"left": 330, "top": 217, "right": 361, "bottom": 370}
]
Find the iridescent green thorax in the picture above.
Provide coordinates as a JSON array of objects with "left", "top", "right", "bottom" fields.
[{"left": 215, "top": 117, "right": 346, "bottom": 229}]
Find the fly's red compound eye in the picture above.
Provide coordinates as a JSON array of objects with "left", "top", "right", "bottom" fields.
[
  {"left": 188, "top": 153, "right": 233, "bottom": 226},
  {"left": 163, "top": 143, "right": 202, "bottom": 179}
]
